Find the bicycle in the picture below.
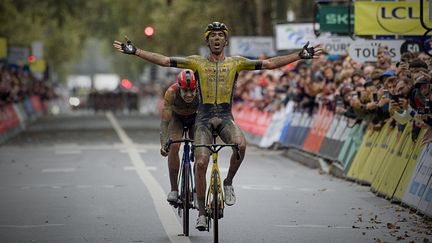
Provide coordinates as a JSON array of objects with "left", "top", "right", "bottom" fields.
[
  {"left": 191, "top": 130, "right": 240, "bottom": 243},
  {"left": 164, "top": 126, "right": 195, "bottom": 236}
]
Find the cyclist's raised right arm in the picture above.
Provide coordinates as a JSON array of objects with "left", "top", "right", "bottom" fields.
[
  {"left": 136, "top": 48, "right": 171, "bottom": 67},
  {"left": 113, "top": 38, "right": 195, "bottom": 68}
]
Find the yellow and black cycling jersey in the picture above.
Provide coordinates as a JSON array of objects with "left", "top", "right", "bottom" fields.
[{"left": 170, "top": 55, "right": 262, "bottom": 105}]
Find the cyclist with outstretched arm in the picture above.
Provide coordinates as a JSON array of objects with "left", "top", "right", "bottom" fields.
[
  {"left": 160, "top": 70, "right": 199, "bottom": 204},
  {"left": 113, "top": 22, "right": 323, "bottom": 231}
]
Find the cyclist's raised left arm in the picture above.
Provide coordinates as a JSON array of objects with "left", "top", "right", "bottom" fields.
[
  {"left": 262, "top": 42, "right": 323, "bottom": 70},
  {"left": 262, "top": 53, "right": 301, "bottom": 70}
]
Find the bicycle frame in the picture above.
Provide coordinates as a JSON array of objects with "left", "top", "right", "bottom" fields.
[
  {"left": 178, "top": 135, "right": 194, "bottom": 206},
  {"left": 192, "top": 133, "right": 240, "bottom": 243},
  {"left": 165, "top": 127, "right": 195, "bottom": 236},
  {"left": 206, "top": 147, "right": 224, "bottom": 221}
]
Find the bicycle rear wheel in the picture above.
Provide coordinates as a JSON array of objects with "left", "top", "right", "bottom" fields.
[
  {"left": 182, "top": 162, "right": 190, "bottom": 236},
  {"left": 212, "top": 172, "right": 218, "bottom": 243}
]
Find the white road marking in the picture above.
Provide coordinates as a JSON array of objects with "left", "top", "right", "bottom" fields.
[
  {"left": 42, "top": 168, "right": 76, "bottom": 173},
  {"left": 76, "top": 185, "right": 92, "bottom": 188},
  {"left": 55, "top": 143, "right": 79, "bottom": 148},
  {"left": 106, "top": 112, "right": 190, "bottom": 243},
  {"left": 17, "top": 184, "right": 124, "bottom": 190},
  {"left": 0, "top": 224, "right": 64, "bottom": 228},
  {"left": 123, "top": 166, "right": 136, "bottom": 171},
  {"left": 120, "top": 149, "right": 147, "bottom": 154},
  {"left": 55, "top": 150, "right": 82, "bottom": 154},
  {"left": 124, "top": 166, "right": 157, "bottom": 171},
  {"left": 241, "top": 185, "right": 282, "bottom": 191},
  {"left": 275, "top": 224, "right": 353, "bottom": 229},
  {"left": 146, "top": 166, "right": 157, "bottom": 171},
  {"left": 102, "top": 185, "right": 116, "bottom": 188},
  {"left": 1, "top": 144, "right": 159, "bottom": 151}
]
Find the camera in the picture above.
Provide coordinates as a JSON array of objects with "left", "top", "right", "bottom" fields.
[
  {"left": 372, "top": 93, "right": 378, "bottom": 102},
  {"left": 383, "top": 89, "right": 389, "bottom": 98},
  {"left": 425, "top": 99, "right": 431, "bottom": 114},
  {"left": 335, "top": 95, "right": 344, "bottom": 107}
]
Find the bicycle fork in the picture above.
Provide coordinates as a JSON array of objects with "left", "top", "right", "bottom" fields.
[{"left": 206, "top": 152, "right": 225, "bottom": 221}]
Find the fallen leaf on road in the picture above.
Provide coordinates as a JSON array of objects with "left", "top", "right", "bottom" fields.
[
  {"left": 387, "top": 223, "right": 395, "bottom": 229},
  {"left": 396, "top": 236, "right": 405, "bottom": 240}
]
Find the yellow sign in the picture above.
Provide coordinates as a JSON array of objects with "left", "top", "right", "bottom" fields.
[
  {"left": 0, "top": 37, "right": 7, "bottom": 59},
  {"left": 30, "top": 59, "right": 46, "bottom": 73},
  {"left": 355, "top": 1, "right": 432, "bottom": 35}
]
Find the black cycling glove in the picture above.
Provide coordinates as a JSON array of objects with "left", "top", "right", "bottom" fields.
[
  {"left": 121, "top": 39, "right": 137, "bottom": 55},
  {"left": 298, "top": 41, "right": 315, "bottom": 59}
]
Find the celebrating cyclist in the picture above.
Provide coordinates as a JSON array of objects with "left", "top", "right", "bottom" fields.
[
  {"left": 160, "top": 70, "right": 199, "bottom": 204},
  {"left": 113, "top": 21, "right": 323, "bottom": 231}
]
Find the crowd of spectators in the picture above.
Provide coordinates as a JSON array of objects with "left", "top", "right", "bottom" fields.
[
  {"left": 233, "top": 48, "right": 432, "bottom": 141},
  {"left": 86, "top": 91, "right": 139, "bottom": 113},
  {"left": 0, "top": 62, "right": 57, "bottom": 107}
]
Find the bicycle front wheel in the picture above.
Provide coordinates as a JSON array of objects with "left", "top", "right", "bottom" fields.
[
  {"left": 182, "top": 162, "right": 190, "bottom": 236},
  {"left": 212, "top": 172, "right": 219, "bottom": 243}
]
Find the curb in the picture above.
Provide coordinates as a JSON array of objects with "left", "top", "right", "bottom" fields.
[
  {"left": 282, "top": 148, "right": 321, "bottom": 169},
  {"left": 280, "top": 146, "right": 346, "bottom": 179}
]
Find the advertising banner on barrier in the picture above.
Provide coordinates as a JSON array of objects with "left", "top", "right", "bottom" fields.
[
  {"left": 355, "top": 1, "right": 431, "bottom": 35},
  {"left": 348, "top": 39, "right": 404, "bottom": 63},
  {"left": 416, "top": 144, "right": 432, "bottom": 216},
  {"left": 229, "top": 36, "right": 276, "bottom": 58},
  {"left": 281, "top": 111, "right": 300, "bottom": 146},
  {"left": 403, "top": 144, "right": 432, "bottom": 209},
  {"left": 30, "top": 96, "right": 43, "bottom": 113},
  {"left": 393, "top": 134, "right": 427, "bottom": 202},
  {"left": 425, "top": 179, "right": 432, "bottom": 216},
  {"left": 375, "top": 125, "right": 414, "bottom": 198},
  {"left": 260, "top": 101, "right": 294, "bottom": 148}
]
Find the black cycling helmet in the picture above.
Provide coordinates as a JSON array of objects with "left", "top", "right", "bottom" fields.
[{"left": 204, "top": 22, "right": 229, "bottom": 39}]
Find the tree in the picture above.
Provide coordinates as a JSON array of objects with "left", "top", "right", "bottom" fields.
[{"left": 0, "top": 0, "right": 315, "bottom": 82}]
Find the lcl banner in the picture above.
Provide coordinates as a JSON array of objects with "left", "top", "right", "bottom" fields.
[{"left": 355, "top": 1, "right": 431, "bottom": 35}]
